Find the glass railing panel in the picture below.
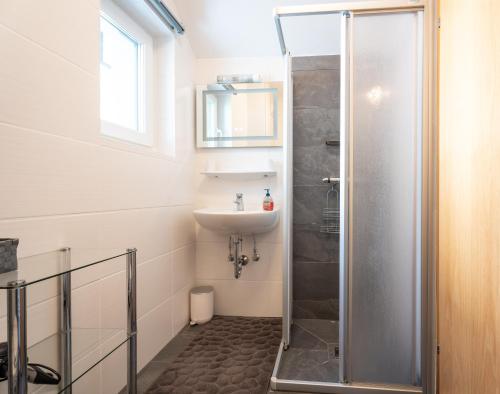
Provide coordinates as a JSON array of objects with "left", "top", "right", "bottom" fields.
[{"left": 0, "top": 249, "right": 132, "bottom": 289}]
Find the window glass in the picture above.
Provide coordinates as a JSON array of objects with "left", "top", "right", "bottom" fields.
[{"left": 100, "top": 15, "right": 140, "bottom": 132}]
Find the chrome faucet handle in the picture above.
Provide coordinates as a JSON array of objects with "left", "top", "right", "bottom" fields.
[{"left": 233, "top": 193, "right": 244, "bottom": 211}]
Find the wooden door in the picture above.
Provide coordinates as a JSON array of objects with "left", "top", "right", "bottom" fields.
[{"left": 439, "top": 1, "right": 500, "bottom": 393}]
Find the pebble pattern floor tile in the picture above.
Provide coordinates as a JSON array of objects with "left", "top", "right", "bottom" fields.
[{"left": 146, "top": 316, "right": 282, "bottom": 394}]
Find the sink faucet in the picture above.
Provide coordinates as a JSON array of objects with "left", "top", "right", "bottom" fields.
[{"left": 234, "top": 193, "right": 244, "bottom": 211}]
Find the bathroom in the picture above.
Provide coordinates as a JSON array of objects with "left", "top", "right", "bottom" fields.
[{"left": 0, "top": 0, "right": 499, "bottom": 394}]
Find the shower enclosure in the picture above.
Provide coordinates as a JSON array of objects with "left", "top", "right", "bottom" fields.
[{"left": 272, "top": 1, "right": 437, "bottom": 393}]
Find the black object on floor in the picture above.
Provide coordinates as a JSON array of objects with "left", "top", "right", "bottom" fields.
[{"left": 146, "top": 316, "right": 282, "bottom": 394}]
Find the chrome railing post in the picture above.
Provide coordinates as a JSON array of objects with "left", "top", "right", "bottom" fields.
[
  {"left": 7, "top": 280, "right": 27, "bottom": 394},
  {"left": 126, "top": 248, "right": 137, "bottom": 394},
  {"left": 60, "top": 247, "right": 72, "bottom": 393}
]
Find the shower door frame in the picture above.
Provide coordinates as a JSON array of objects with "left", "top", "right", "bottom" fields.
[
  {"left": 272, "top": 1, "right": 438, "bottom": 393},
  {"left": 282, "top": 51, "right": 293, "bottom": 347}
]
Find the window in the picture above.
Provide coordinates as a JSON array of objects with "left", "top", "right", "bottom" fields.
[
  {"left": 100, "top": 16, "right": 140, "bottom": 133},
  {"left": 100, "top": 1, "right": 154, "bottom": 146}
]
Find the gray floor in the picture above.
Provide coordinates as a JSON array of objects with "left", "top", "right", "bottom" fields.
[
  {"left": 277, "top": 319, "right": 339, "bottom": 383},
  {"left": 293, "top": 299, "right": 339, "bottom": 321},
  {"left": 124, "top": 316, "right": 281, "bottom": 394},
  {"left": 120, "top": 325, "right": 201, "bottom": 394}
]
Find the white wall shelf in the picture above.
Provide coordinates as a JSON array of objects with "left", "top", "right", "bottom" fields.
[{"left": 201, "top": 170, "right": 277, "bottom": 180}]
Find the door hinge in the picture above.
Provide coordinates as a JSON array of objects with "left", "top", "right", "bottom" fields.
[
  {"left": 437, "top": 17, "right": 441, "bottom": 29},
  {"left": 437, "top": 345, "right": 440, "bottom": 354}
]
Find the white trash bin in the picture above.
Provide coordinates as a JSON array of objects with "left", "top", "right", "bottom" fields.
[{"left": 190, "top": 286, "right": 214, "bottom": 325}]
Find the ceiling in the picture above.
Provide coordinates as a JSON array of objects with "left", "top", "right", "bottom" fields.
[{"left": 172, "top": 0, "right": 350, "bottom": 58}]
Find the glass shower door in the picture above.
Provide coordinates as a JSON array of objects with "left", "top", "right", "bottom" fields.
[
  {"left": 345, "top": 10, "right": 423, "bottom": 386},
  {"left": 273, "top": 5, "right": 428, "bottom": 393}
]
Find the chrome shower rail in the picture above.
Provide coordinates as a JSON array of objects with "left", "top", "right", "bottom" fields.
[{"left": 144, "top": 0, "right": 185, "bottom": 34}]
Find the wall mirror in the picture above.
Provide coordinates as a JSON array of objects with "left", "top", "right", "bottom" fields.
[{"left": 196, "top": 82, "right": 283, "bottom": 148}]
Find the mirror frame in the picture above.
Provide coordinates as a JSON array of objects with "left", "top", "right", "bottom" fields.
[{"left": 196, "top": 82, "right": 283, "bottom": 148}]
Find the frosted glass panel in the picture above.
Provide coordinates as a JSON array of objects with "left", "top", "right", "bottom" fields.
[{"left": 349, "top": 12, "right": 421, "bottom": 385}]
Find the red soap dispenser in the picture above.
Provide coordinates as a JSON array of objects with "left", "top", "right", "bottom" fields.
[{"left": 263, "top": 188, "right": 274, "bottom": 211}]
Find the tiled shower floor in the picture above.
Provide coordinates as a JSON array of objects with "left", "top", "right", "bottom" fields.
[{"left": 277, "top": 319, "right": 339, "bottom": 383}]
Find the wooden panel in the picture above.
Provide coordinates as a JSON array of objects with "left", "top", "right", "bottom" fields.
[{"left": 438, "top": 1, "right": 500, "bottom": 393}]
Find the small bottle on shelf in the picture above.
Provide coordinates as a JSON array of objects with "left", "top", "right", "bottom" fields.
[{"left": 263, "top": 188, "right": 274, "bottom": 211}]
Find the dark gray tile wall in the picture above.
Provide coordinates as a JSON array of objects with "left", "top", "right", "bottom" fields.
[{"left": 292, "top": 55, "right": 340, "bottom": 320}]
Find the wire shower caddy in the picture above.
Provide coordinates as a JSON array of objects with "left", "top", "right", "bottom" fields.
[{"left": 320, "top": 177, "right": 340, "bottom": 234}]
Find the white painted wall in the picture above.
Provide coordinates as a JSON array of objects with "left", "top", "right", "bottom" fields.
[
  {"left": 174, "top": 0, "right": 350, "bottom": 57},
  {"left": 0, "top": 0, "right": 196, "bottom": 392},
  {"left": 194, "top": 57, "right": 284, "bottom": 317}
]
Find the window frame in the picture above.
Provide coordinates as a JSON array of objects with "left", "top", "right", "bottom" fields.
[{"left": 99, "top": 0, "right": 155, "bottom": 146}]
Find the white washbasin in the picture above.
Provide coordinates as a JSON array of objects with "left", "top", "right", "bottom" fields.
[{"left": 193, "top": 208, "right": 280, "bottom": 234}]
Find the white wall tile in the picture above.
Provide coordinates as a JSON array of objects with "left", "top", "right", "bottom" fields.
[
  {"left": 172, "top": 283, "right": 193, "bottom": 335},
  {"left": 137, "top": 299, "right": 173, "bottom": 370},
  {"left": 0, "top": 124, "right": 187, "bottom": 219},
  {"left": 100, "top": 271, "right": 127, "bottom": 330},
  {"left": 196, "top": 241, "right": 282, "bottom": 282},
  {"left": 195, "top": 222, "right": 282, "bottom": 244},
  {"left": 0, "top": 0, "right": 197, "bottom": 391},
  {"left": 26, "top": 297, "right": 59, "bottom": 347},
  {"left": 0, "top": 277, "right": 58, "bottom": 319},
  {"left": 172, "top": 245, "right": 196, "bottom": 294},
  {"left": 168, "top": 159, "right": 197, "bottom": 206},
  {"left": 0, "top": 214, "right": 101, "bottom": 258},
  {"left": 197, "top": 279, "right": 282, "bottom": 317},
  {"left": 73, "top": 280, "right": 101, "bottom": 329},
  {"left": 170, "top": 206, "right": 196, "bottom": 250},
  {"left": 101, "top": 345, "right": 128, "bottom": 394},
  {"left": 72, "top": 363, "right": 102, "bottom": 394},
  {"left": 0, "top": 27, "right": 99, "bottom": 143},
  {"left": 193, "top": 56, "right": 285, "bottom": 318},
  {"left": 138, "top": 253, "right": 172, "bottom": 317},
  {"left": 96, "top": 208, "right": 177, "bottom": 262},
  {"left": 0, "top": 0, "right": 99, "bottom": 75},
  {"left": 195, "top": 57, "right": 284, "bottom": 85},
  {"left": 0, "top": 207, "right": 190, "bottom": 263}
]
